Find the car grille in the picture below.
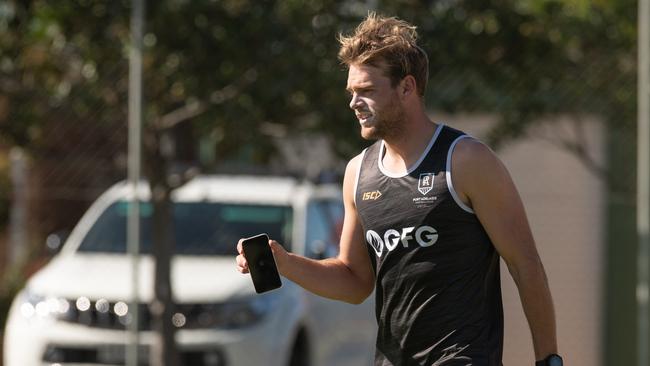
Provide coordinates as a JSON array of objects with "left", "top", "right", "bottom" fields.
[
  {"left": 58, "top": 300, "right": 150, "bottom": 330},
  {"left": 58, "top": 299, "right": 231, "bottom": 330},
  {"left": 43, "top": 344, "right": 227, "bottom": 366}
]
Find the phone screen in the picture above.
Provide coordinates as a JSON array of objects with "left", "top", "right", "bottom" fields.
[{"left": 242, "top": 233, "right": 282, "bottom": 293}]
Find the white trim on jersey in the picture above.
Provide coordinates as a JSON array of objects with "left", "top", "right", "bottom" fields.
[
  {"left": 353, "top": 148, "right": 367, "bottom": 207},
  {"left": 377, "top": 123, "right": 444, "bottom": 178},
  {"left": 446, "top": 135, "right": 475, "bottom": 214}
]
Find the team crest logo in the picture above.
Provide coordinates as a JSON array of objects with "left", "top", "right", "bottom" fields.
[{"left": 418, "top": 173, "right": 435, "bottom": 195}]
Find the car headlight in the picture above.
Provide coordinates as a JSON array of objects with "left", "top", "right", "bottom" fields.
[
  {"left": 15, "top": 288, "right": 71, "bottom": 322},
  {"left": 189, "top": 293, "right": 281, "bottom": 329}
]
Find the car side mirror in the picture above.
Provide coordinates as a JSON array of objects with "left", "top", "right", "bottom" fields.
[{"left": 45, "top": 230, "right": 69, "bottom": 255}]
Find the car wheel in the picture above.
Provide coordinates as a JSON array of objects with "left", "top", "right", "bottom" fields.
[{"left": 288, "top": 328, "right": 309, "bottom": 366}]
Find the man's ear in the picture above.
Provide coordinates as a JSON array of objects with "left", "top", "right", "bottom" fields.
[{"left": 399, "top": 75, "right": 417, "bottom": 99}]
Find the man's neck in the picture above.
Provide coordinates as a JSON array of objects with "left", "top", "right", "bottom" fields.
[{"left": 382, "top": 113, "right": 438, "bottom": 174}]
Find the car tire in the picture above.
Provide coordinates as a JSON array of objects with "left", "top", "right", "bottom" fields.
[{"left": 288, "top": 328, "right": 309, "bottom": 366}]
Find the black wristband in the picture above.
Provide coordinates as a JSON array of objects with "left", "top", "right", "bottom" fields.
[{"left": 536, "top": 354, "right": 563, "bottom": 366}]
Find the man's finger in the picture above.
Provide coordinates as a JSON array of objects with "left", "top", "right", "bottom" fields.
[
  {"left": 236, "top": 254, "right": 249, "bottom": 273},
  {"left": 237, "top": 238, "right": 245, "bottom": 255}
]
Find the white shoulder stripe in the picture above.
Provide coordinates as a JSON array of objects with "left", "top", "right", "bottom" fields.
[
  {"left": 446, "top": 135, "right": 475, "bottom": 214},
  {"left": 353, "top": 148, "right": 367, "bottom": 207}
]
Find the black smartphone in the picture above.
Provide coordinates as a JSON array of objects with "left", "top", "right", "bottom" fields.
[{"left": 241, "top": 233, "right": 282, "bottom": 294}]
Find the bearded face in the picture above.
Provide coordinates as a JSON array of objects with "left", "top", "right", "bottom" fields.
[
  {"left": 359, "top": 91, "right": 405, "bottom": 140},
  {"left": 347, "top": 64, "right": 406, "bottom": 141}
]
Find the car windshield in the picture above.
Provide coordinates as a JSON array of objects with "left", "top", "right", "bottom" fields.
[{"left": 77, "top": 201, "right": 292, "bottom": 255}]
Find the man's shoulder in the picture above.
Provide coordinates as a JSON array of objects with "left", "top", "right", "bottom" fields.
[
  {"left": 344, "top": 151, "right": 365, "bottom": 181},
  {"left": 347, "top": 142, "right": 382, "bottom": 167},
  {"left": 346, "top": 154, "right": 363, "bottom": 172},
  {"left": 452, "top": 136, "right": 495, "bottom": 164},
  {"left": 451, "top": 136, "right": 511, "bottom": 199}
]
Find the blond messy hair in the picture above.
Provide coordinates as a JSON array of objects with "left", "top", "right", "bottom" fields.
[{"left": 338, "top": 12, "right": 429, "bottom": 97}]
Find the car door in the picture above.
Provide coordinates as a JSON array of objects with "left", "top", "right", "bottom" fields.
[{"left": 303, "top": 199, "right": 376, "bottom": 366}]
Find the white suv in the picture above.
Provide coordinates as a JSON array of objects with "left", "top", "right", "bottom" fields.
[{"left": 3, "top": 175, "right": 376, "bottom": 366}]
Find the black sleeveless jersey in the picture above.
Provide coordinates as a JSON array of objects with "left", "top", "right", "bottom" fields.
[{"left": 355, "top": 124, "right": 503, "bottom": 366}]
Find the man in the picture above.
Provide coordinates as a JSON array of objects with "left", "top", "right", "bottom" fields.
[{"left": 237, "top": 13, "right": 561, "bottom": 366}]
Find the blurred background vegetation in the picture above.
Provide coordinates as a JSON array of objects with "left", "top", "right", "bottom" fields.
[{"left": 0, "top": 0, "right": 639, "bottom": 364}]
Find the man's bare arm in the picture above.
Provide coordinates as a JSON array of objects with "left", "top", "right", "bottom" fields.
[
  {"left": 236, "top": 155, "right": 375, "bottom": 304},
  {"left": 452, "top": 138, "right": 558, "bottom": 361}
]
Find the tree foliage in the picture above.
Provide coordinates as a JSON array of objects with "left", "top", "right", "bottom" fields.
[
  {"left": 0, "top": 0, "right": 636, "bottom": 160},
  {"left": 0, "top": 0, "right": 368, "bottom": 165},
  {"left": 377, "top": 0, "right": 636, "bottom": 145}
]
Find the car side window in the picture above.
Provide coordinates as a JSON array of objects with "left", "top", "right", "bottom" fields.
[{"left": 305, "top": 200, "right": 344, "bottom": 259}]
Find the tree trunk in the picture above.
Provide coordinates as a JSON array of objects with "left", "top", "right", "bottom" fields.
[{"left": 145, "top": 129, "right": 180, "bottom": 366}]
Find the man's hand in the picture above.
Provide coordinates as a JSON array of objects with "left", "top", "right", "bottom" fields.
[
  {"left": 236, "top": 238, "right": 289, "bottom": 274},
  {"left": 234, "top": 154, "right": 374, "bottom": 304}
]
